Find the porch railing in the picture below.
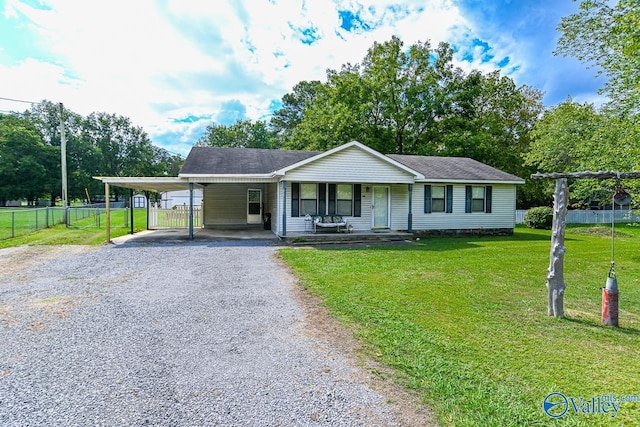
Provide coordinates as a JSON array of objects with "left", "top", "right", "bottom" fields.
[{"left": 148, "top": 203, "right": 201, "bottom": 229}]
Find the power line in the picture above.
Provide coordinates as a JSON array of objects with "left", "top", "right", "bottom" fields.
[{"left": 0, "top": 95, "right": 40, "bottom": 104}]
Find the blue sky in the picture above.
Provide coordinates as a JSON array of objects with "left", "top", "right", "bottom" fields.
[{"left": 0, "top": 0, "right": 607, "bottom": 156}]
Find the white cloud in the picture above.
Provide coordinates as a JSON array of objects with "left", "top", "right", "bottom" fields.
[{"left": 1, "top": 0, "right": 600, "bottom": 156}]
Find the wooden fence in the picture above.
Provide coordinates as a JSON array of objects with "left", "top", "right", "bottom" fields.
[{"left": 149, "top": 204, "right": 201, "bottom": 229}]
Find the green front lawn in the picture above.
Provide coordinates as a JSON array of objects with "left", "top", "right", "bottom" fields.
[{"left": 279, "top": 225, "right": 640, "bottom": 426}]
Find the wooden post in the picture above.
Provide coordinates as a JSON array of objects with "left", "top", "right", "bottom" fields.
[
  {"left": 129, "top": 189, "right": 134, "bottom": 235},
  {"left": 105, "top": 183, "right": 111, "bottom": 243},
  {"left": 547, "top": 178, "right": 568, "bottom": 318}
]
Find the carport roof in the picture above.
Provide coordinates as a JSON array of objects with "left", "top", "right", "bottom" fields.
[{"left": 94, "top": 177, "right": 193, "bottom": 193}]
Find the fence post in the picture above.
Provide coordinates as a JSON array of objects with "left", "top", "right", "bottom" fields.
[{"left": 12, "top": 211, "right": 15, "bottom": 238}]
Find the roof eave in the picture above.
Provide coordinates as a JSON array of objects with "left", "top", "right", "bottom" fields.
[{"left": 415, "top": 178, "right": 525, "bottom": 185}]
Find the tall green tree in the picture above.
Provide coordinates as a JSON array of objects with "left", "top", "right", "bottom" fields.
[
  {"left": 196, "top": 119, "right": 278, "bottom": 149},
  {"left": 24, "top": 100, "right": 90, "bottom": 203},
  {"left": 556, "top": 0, "right": 640, "bottom": 113},
  {"left": 0, "top": 114, "right": 57, "bottom": 205},
  {"left": 270, "top": 80, "right": 324, "bottom": 143},
  {"left": 282, "top": 36, "right": 458, "bottom": 154},
  {"left": 524, "top": 100, "right": 640, "bottom": 206},
  {"left": 273, "top": 36, "right": 545, "bottom": 206},
  {"left": 82, "top": 112, "right": 164, "bottom": 200}
]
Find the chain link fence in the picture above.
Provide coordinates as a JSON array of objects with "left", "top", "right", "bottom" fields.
[{"left": 0, "top": 205, "right": 132, "bottom": 241}]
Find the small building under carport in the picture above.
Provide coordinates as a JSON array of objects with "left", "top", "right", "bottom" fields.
[{"left": 94, "top": 176, "right": 202, "bottom": 242}]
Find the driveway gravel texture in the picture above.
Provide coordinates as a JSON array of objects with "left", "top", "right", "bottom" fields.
[{"left": 0, "top": 239, "right": 430, "bottom": 426}]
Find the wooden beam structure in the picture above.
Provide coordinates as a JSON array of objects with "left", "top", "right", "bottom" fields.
[
  {"left": 530, "top": 170, "right": 639, "bottom": 321},
  {"left": 531, "top": 171, "right": 640, "bottom": 180}
]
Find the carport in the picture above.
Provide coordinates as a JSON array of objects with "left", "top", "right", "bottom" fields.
[{"left": 94, "top": 177, "right": 201, "bottom": 242}]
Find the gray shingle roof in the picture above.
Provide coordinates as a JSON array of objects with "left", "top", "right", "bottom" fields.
[
  {"left": 180, "top": 147, "right": 320, "bottom": 175},
  {"left": 388, "top": 154, "right": 524, "bottom": 182},
  {"left": 180, "top": 146, "right": 524, "bottom": 182}
]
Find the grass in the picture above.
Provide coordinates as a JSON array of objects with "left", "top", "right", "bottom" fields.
[
  {"left": 0, "top": 209, "right": 147, "bottom": 248},
  {"left": 279, "top": 225, "right": 640, "bottom": 426}
]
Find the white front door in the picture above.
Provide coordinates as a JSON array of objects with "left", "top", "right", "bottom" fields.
[
  {"left": 247, "top": 189, "right": 262, "bottom": 224},
  {"left": 372, "top": 186, "right": 390, "bottom": 228}
]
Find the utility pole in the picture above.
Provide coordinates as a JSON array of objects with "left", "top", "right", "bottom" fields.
[{"left": 59, "top": 102, "right": 68, "bottom": 212}]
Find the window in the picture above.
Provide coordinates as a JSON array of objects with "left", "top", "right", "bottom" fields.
[
  {"left": 291, "top": 183, "right": 362, "bottom": 217},
  {"left": 424, "top": 185, "right": 453, "bottom": 213},
  {"left": 432, "top": 186, "right": 445, "bottom": 212},
  {"left": 465, "top": 185, "right": 492, "bottom": 213},
  {"left": 336, "top": 184, "right": 353, "bottom": 216},
  {"left": 300, "top": 183, "right": 317, "bottom": 215},
  {"left": 472, "top": 186, "right": 485, "bottom": 212}
]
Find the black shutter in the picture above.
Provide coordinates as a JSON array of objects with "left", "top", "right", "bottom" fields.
[
  {"left": 291, "top": 182, "right": 299, "bottom": 217},
  {"left": 318, "top": 183, "right": 326, "bottom": 215},
  {"left": 485, "top": 185, "right": 492, "bottom": 213},
  {"left": 424, "top": 185, "right": 432, "bottom": 213},
  {"left": 465, "top": 185, "right": 472, "bottom": 213},
  {"left": 446, "top": 185, "right": 453, "bottom": 213},
  {"left": 354, "top": 184, "right": 361, "bottom": 217},
  {"left": 328, "top": 184, "right": 336, "bottom": 215}
]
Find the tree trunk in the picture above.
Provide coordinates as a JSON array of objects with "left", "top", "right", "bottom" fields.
[{"left": 547, "top": 178, "right": 569, "bottom": 318}]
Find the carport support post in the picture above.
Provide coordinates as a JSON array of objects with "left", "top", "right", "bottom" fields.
[
  {"left": 105, "top": 183, "right": 111, "bottom": 243},
  {"left": 188, "top": 182, "right": 194, "bottom": 240},
  {"left": 407, "top": 183, "right": 413, "bottom": 233},
  {"left": 129, "top": 189, "right": 134, "bottom": 235}
]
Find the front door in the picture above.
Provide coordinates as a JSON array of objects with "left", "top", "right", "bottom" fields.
[
  {"left": 372, "top": 186, "right": 390, "bottom": 228},
  {"left": 247, "top": 189, "right": 262, "bottom": 224}
]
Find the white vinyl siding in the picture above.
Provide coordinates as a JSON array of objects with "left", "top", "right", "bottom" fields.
[
  {"left": 203, "top": 183, "right": 269, "bottom": 226},
  {"left": 283, "top": 145, "right": 415, "bottom": 183},
  {"left": 412, "top": 184, "right": 516, "bottom": 230}
]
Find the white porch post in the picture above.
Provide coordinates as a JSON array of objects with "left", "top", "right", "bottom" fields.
[
  {"left": 188, "top": 182, "right": 194, "bottom": 240},
  {"left": 408, "top": 183, "right": 413, "bottom": 233},
  {"left": 281, "top": 180, "right": 287, "bottom": 236},
  {"left": 105, "top": 183, "right": 111, "bottom": 243}
]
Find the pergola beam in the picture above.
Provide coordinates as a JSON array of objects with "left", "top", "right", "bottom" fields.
[
  {"left": 531, "top": 170, "right": 639, "bottom": 322},
  {"left": 531, "top": 171, "right": 640, "bottom": 180}
]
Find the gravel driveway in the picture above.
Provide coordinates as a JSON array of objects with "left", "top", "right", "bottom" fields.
[{"left": 0, "top": 238, "right": 429, "bottom": 426}]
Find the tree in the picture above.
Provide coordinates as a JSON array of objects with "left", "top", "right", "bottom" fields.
[
  {"left": 24, "top": 100, "right": 88, "bottom": 203},
  {"left": 82, "top": 112, "right": 167, "bottom": 200},
  {"left": 270, "top": 80, "right": 324, "bottom": 144},
  {"left": 0, "top": 114, "right": 55, "bottom": 205},
  {"left": 524, "top": 100, "right": 600, "bottom": 173},
  {"left": 556, "top": 0, "right": 640, "bottom": 114},
  {"left": 274, "top": 36, "right": 546, "bottom": 206},
  {"left": 197, "top": 119, "right": 278, "bottom": 149},
  {"left": 524, "top": 99, "right": 640, "bottom": 206}
]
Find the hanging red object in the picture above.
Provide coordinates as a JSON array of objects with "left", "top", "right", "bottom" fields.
[{"left": 602, "top": 267, "right": 619, "bottom": 327}]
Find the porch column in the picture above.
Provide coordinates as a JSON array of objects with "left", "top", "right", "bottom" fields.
[
  {"left": 281, "top": 180, "right": 287, "bottom": 236},
  {"left": 105, "top": 183, "right": 111, "bottom": 243},
  {"left": 188, "top": 182, "right": 194, "bottom": 240},
  {"left": 129, "top": 189, "right": 134, "bottom": 235},
  {"left": 407, "top": 183, "right": 413, "bottom": 233},
  {"left": 145, "top": 191, "right": 150, "bottom": 230}
]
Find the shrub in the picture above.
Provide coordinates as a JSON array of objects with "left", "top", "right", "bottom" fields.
[{"left": 524, "top": 206, "right": 553, "bottom": 229}]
